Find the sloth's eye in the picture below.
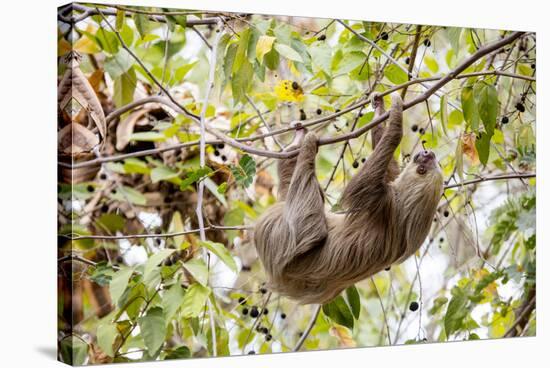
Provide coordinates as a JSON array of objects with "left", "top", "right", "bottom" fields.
[{"left": 417, "top": 165, "right": 427, "bottom": 175}]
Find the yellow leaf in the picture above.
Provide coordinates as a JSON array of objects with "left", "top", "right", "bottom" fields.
[
  {"left": 274, "top": 80, "right": 304, "bottom": 103},
  {"left": 329, "top": 325, "right": 356, "bottom": 348},
  {"left": 58, "top": 38, "right": 72, "bottom": 56},
  {"left": 74, "top": 34, "right": 101, "bottom": 54},
  {"left": 461, "top": 132, "right": 480, "bottom": 164},
  {"left": 256, "top": 35, "right": 276, "bottom": 62}
]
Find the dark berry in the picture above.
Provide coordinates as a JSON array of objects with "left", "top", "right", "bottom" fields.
[
  {"left": 405, "top": 57, "right": 410, "bottom": 65},
  {"left": 256, "top": 324, "right": 263, "bottom": 332},
  {"left": 155, "top": 238, "right": 162, "bottom": 245},
  {"left": 250, "top": 306, "right": 259, "bottom": 318},
  {"left": 361, "top": 157, "right": 366, "bottom": 163},
  {"left": 242, "top": 265, "right": 251, "bottom": 272},
  {"left": 318, "top": 34, "right": 326, "bottom": 41},
  {"left": 299, "top": 109, "right": 307, "bottom": 121},
  {"left": 216, "top": 143, "right": 225, "bottom": 149},
  {"left": 335, "top": 109, "right": 341, "bottom": 113},
  {"left": 111, "top": 189, "right": 117, "bottom": 194},
  {"left": 501, "top": 116, "right": 509, "bottom": 125},
  {"left": 87, "top": 185, "right": 94, "bottom": 192},
  {"left": 411, "top": 124, "right": 418, "bottom": 132},
  {"left": 531, "top": 63, "right": 536, "bottom": 70},
  {"left": 515, "top": 102, "right": 525, "bottom": 112},
  {"left": 423, "top": 39, "right": 431, "bottom": 47},
  {"left": 242, "top": 307, "right": 249, "bottom": 315},
  {"left": 260, "top": 287, "right": 267, "bottom": 294},
  {"left": 418, "top": 128, "right": 425, "bottom": 135},
  {"left": 221, "top": 155, "right": 227, "bottom": 162},
  {"left": 262, "top": 327, "right": 269, "bottom": 334},
  {"left": 99, "top": 173, "right": 107, "bottom": 180},
  {"left": 213, "top": 150, "right": 220, "bottom": 156},
  {"left": 280, "top": 313, "right": 287, "bottom": 319},
  {"left": 443, "top": 210, "right": 449, "bottom": 217},
  {"left": 292, "top": 81, "right": 299, "bottom": 90},
  {"left": 380, "top": 32, "right": 389, "bottom": 41},
  {"left": 439, "top": 237, "right": 444, "bottom": 243},
  {"left": 263, "top": 308, "right": 269, "bottom": 315},
  {"left": 385, "top": 266, "right": 391, "bottom": 271},
  {"left": 248, "top": 350, "right": 255, "bottom": 354},
  {"left": 409, "top": 301, "right": 419, "bottom": 312},
  {"left": 352, "top": 160, "right": 359, "bottom": 169},
  {"left": 316, "top": 108, "right": 322, "bottom": 115},
  {"left": 238, "top": 296, "right": 246, "bottom": 305},
  {"left": 101, "top": 204, "right": 109, "bottom": 212},
  {"left": 266, "top": 334, "right": 272, "bottom": 341}
]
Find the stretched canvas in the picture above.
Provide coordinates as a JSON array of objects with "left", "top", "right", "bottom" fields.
[{"left": 57, "top": 2, "right": 536, "bottom": 365}]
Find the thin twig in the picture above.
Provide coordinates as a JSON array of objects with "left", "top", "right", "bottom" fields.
[
  {"left": 293, "top": 305, "right": 322, "bottom": 351},
  {"left": 444, "top": 172, "right": 535, "bottom": 190}
]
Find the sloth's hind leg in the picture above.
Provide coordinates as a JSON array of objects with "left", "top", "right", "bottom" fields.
[{"left": 283, "top": 132, "right": 328, "bottom": 264}]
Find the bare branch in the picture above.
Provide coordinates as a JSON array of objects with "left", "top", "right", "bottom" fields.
[
  {"left": 293, "top": 305, "right": 322, "bottom": 352},
  {"left": 444, "top": 172, "right": 535, "bottom": 190}
]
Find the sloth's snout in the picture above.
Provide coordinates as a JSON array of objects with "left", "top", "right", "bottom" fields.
[{"left": 414, "top": 150, "right": 436, "bottom": 164}]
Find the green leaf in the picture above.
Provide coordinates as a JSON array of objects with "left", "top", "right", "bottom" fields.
[
  {"left": 230, "top": 154, "right": 256, "bottom": 188},
  {"left": 162, "top": 284, "right": 186, "bottom": 322},
  {"left": 446, "top": 27, "right": 463, "bottom": 54},
  {"left": 256, "top": 35, "right": 276, "bottom": 62},
  {"left": 109, "top": 267, "right": 134, "bottom": 306},
  {"left": 59, "top": 336, "right": 88, "bottom": 365},
  {"left": 123, "top": 158, "right": 150, "bottom": 174},
  {"left": 143, "top": 249, "right": 176, "bottom": 289},
  {"left": 345, "top": 285, "right": 361, "bottom": 319},
  {"left": 334, "top": 51, "right": 365, "bottom": 74},
  {"left": 97, "top": 323, "right": 118, "bottom": 357},
  {"left": 203, "top": 177, "right": 228, "bottom": 207},
  {"left": 199, "top": 240, "right": 237, "bottom": 273},
  {"left": 151, "top": 165, "right": 179, "bottom": 183},
  {"left": 179, "top": 166, "right": 213, "bottom": 190},
  {"left": 96, "top": 213, "right": 126, "bottom": 233},
  {"left": 322, "top": 295, "right": 355, "bottom": 329},
  {"left": 384, "top": 64, "right": 408, "bottom": 84},
  {"left": 274, "top": 43, "right": 303, "bottom": 62},
  {"left": 113, "top": 67, "right": 136, "bottom": 108},
  {"left": 231, "top": 58, "right": 254, "bottom": 104},
  {"left": 217, "top": 182, "right": 228, "bottom": 194},
  {"left": 165, "top": 346, "right": 191, "bottom": 359},
  {"left": 110, "top": 186, "right": 147, "bottom": 205},
  {"left": 474, "top": 82, "right": 498, "bottom": 136},
  {"left": 115, "top": 10, "right": 125, "bottom": 30},
  {"left": 104, "top": 49, "right": 134, "bottom": 79},
  {"left": 138, "top": 307, "right": 166, "bottom": 353},
  {"left": 424, "top": 56, "right": 439, "bottom": 73},
  {"left": 444, "top": 293, "right": 468, "bottom": 337},
  {"left": 182, "top": 258, "right": 209, "bottom": 286},
  {"left": 181, "top": 284, "right": 210, "bottom": 318},
  {"left": 233, "top": 28, "right": 252, "bottom": 74},
  {"left": 461, "top": 86, "right": 479, "bottom": 130},
  {"left": 308, "top": 42, "right": 332, "bottom": 74},
  {"left": 134, "top": 13, "right": 153, "bottom": 39},
  {"left": 475, "top": 131, "right": 492, "bottom": 166}
]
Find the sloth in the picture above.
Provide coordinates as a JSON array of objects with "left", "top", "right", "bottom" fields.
[{"left": 253, "top": 94, "right": 444, "bottom": 304}]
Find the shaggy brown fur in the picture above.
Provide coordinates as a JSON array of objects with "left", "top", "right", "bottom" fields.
[{"left": 254, "top": 94, "right": 444, "bottom": 304}]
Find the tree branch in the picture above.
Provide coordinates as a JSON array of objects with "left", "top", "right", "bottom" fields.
[
  {"left": 60, "top": 31, "right": 525, "bottom": 169},
  {"left": 444, "top": 172, "right": 535, "bottom": 190},
  {"left": 293, "top": 305, "right": 322, "bottom": 351},
  {"left": 60, "top": 3, "right": 224, "bottom": 25},
  {"left": 62, "top": 225, "right": 251, "bottom": 240}
]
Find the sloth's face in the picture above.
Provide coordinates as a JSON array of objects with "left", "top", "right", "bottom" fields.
[{"left": 413, "top": 150, "right": 438, "bottom": 175}]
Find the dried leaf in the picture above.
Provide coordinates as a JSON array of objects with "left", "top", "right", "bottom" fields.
[
  {"left": 329, "top": 325, "right": 356, "bottom": 348},
  {"left": 461, "top": 132, "right": 480, "bottom": 164}
]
